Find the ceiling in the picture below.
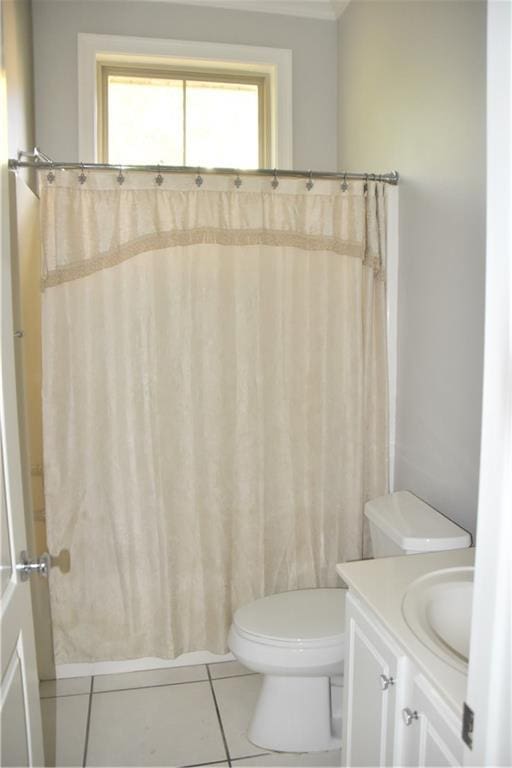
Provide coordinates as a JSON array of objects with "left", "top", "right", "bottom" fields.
[{"left": 143, "top": 0, "right": 351, "bottom": 21}]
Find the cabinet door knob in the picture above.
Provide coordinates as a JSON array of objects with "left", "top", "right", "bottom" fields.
[
  {"left": 402, "top": 707, "right": 419, "bottom": 726},
  {"left": 379, "top": 673, "right": 395, "bottom": 691}
]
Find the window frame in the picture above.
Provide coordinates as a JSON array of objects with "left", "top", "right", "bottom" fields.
[
  {"left": 78, "top": 34, "right": 293, "bottom": 168},
  {"left": 97, "top": 62, "right": 270, "bottom": 167}
]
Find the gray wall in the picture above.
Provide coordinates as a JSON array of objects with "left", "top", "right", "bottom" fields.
[
  {"left": 338, "top": 0, "right": 486, "bottom": 536},
  {"left": 31, "top": 0, "right": 338, "bottom": 170}
]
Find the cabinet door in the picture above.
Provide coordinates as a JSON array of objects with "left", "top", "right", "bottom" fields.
[
  {"left": 401, "top": 673, "right": 463, "bottom": 767},
  {"left": 342, "top": 593, "right": 404, "bottom": 767}
]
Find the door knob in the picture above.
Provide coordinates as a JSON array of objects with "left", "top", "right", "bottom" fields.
[{"left": 16, "top": 551, "right": 51, "bottom": 581}]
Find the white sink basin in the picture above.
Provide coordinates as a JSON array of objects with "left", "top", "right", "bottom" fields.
[{"left": 401, "top": 566, "right": 473, "bottom": 673}]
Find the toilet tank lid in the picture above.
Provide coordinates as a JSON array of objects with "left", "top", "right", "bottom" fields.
[{"left": 364, "top": 491, "right": 472, "bottom": 552}]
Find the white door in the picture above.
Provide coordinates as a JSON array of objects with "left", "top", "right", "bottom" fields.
[
  {"left": 0, "top": 6, "right": 45, "bottom": 764},
  {"left": 465, "top": 1, "right": 512, "bottom": 765}
]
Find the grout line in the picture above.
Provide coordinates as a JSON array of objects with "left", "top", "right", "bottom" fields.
[
  {"left": 81, "top": 676, "right": 94, "bottom": 768},
  {"left": 43, "top": 666, "right": 252, "bottom": 696},
  {"left": 90, "top": 672, "right": 255, "bottom": 696},
  {"left": 92, "top": 678, "right": 210, "bottom": 695},
  {"left": 208, "top": 673, "right": 257, "bottom": 681},
  {"left": 181, "top": 759, "right": 233, "bottom": 768},
  {"left": 40, "top": 690, "right": 93, "bottom": 700},
  {"left": 207, "top": 665, "right": 232, "bottom": 767},
  {"left": 41, "top": 668, "right": 254, "bottom": 698}
]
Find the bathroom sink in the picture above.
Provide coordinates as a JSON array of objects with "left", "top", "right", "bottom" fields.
[{"left": 401, "top": 566, "right": 473, "bottom": 673}]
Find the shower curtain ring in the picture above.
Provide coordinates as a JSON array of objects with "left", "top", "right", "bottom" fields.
[
  {"left": 78, "top": 163, "right": 87, "bottom": 185},
  {"left": 271, "top": 169, "right": 279, "bottom": 189},
  {"left": 195, "top": 169, "right": 203, "bottom": 187},
  {"left": 234, "top": 172, "right": 242, "bottom": 189},
  {"left": 306, "top": 171, "right": 314, "bottom": 191},
  {"left": 363, "top": 173, "right": 369, "bottom": 194},
  {"left": 117, "top": 166, "right": 125, "bottom": 185},
  {"left": 155, "top": 164, "right": 164, "bottom": 186},
  {"left": 341, "top": 172, "right": 348, "bottom": 192},
  {"left": 47, "top": 161, "right": 55, "bottom": 184}
]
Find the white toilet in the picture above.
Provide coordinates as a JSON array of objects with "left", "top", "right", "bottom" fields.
[{"left": 228, "top": 491, "right": 471, "bottom": 754}]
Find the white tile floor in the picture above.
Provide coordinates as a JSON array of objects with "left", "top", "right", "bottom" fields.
[{"left": 40, "top": 660, "right": 341, "bottom": 767}]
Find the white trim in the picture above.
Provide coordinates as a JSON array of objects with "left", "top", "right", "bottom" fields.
[
  {"left": 56, "top": 650, "right": 235, "bottom": 679},
  {"left": 78, "top": 33, "right": 293, "bottom": 168},
  {"left": 465, "top": 2, "right": 512, "bottom": 764},
  {"left": 115, "top": 0, "right": 349, "bottom": 21},
  {"left": 331, "top": 0, "right": 351, "bottom": 18},
  {"left": 386, "top": 186, "right": 399, "bottom": 492}
]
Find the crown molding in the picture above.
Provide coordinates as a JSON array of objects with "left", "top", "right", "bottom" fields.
[
  {"left": 331, "top": 0, "right": 351, "bottom": 18},
  {"left": 132, "top": 0, "right": 351, "bottom": 21}
]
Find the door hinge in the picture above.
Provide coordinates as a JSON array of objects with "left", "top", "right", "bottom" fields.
[{"left": 462, "top": 702, "right": 474, "bottom": 749}]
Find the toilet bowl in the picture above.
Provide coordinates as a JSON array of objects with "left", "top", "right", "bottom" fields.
[
  {"left": 228, "top": 491, "right": 471, "bottom": 753},
  {"left": 228, "top": 588, "right": 345, "bottom": 753}
]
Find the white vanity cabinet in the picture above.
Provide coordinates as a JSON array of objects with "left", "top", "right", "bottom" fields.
[
  {"left": 342, "top": 592, "right": 464, "bottom": 767},
  {"left": 401, "top": 672, "right": 463, "bottom": 767},
  {"left": 342, "top": 592, "right": 408, "bottom": 767}
]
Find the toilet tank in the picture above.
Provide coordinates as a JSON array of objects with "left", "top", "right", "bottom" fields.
[{"left": 364, "top": 491, "right": 471, "bottom": 557}]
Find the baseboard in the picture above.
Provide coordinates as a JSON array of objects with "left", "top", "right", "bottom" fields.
[{"left": 54, "top": 650, "right": 235, "bottom": 679}]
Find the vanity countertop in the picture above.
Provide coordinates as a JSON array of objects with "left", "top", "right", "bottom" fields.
[{"left": 336, "top": 547, "right": 475, "bottom": 715}]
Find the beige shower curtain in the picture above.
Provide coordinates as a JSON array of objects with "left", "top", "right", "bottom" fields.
[{"left": 40, "top": 171, "right": 388, "bottom": 664}]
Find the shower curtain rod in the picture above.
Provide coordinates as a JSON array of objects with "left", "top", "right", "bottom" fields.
[{"left": 8, "top": 149, "right": 399, "bottom": 186}]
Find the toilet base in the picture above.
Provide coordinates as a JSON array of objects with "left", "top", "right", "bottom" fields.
[{"left": 248, "top": 675, "right": 342, "bottom": 753}]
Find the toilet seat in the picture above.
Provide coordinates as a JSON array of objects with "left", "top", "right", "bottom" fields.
[
  {"left": 233, "top": 588, "right": 345, "bottom": 649},
  {"left": 233, "top": 625, "right": 344, "bottom": 649}
]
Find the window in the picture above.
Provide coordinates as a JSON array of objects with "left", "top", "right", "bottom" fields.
[
  {"left": 78, "top": 35, "right": 292, "bottom": 168},
  {"left": 98, "top": 64, "right": 269, "bottom": 168}
]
